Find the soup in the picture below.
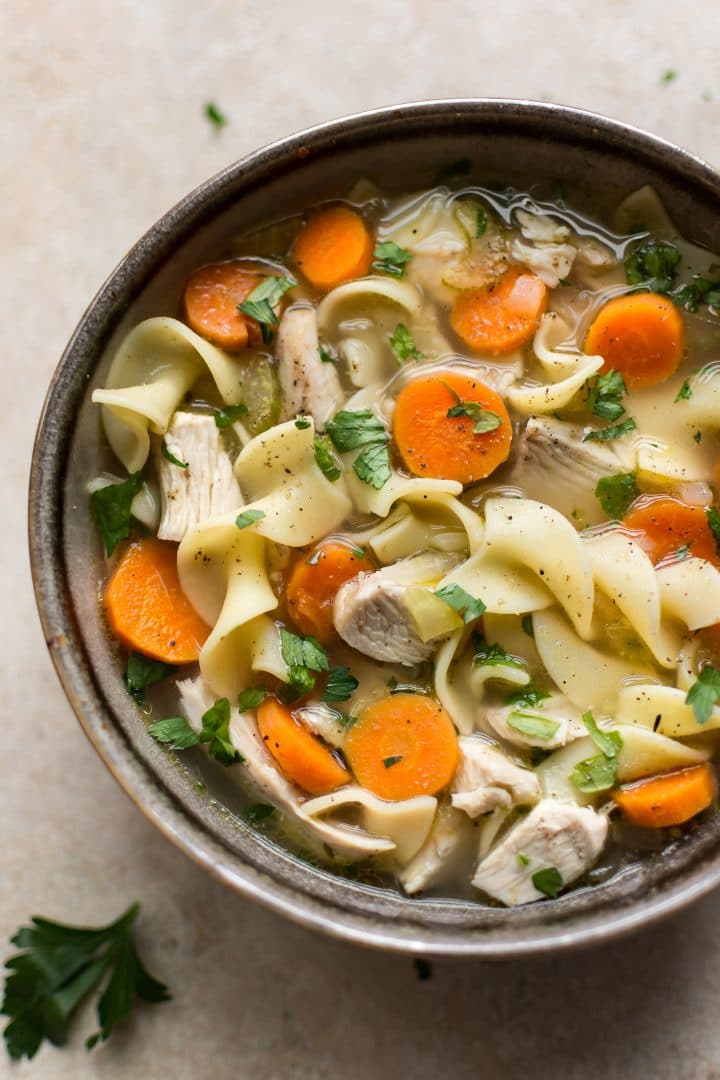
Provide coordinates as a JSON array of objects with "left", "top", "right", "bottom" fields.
[{"left": 88, "top": 179, "right": 720, "bottom": 907}]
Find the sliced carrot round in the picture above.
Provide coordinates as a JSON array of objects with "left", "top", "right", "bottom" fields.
[
  {"left": 257, "top": 698, "right": 350, "bottom": 795},
  {"left": 105, "top": 538, "right": 209, "bottom": 664},
  {"left": 612, "top": 763, "right": 716, "bottom": 828},
  {"left": 285, "top": 539, "right": 374, "bottom": 644},
  {"left": 344, "top": 693, "right": 459, "bottom": 801},
  {"left": 183, "top": 260, "right": 264, "bottom": 351},
  {"left": 450, "top": 266, "right": 547, "bottom": 355},
  {"left": 292, "top": 206, "right": 373, "bottom": 292},
  {"left": 584, "top": 292, "right": 684, "bottom": 390},
  {"left": 393, "top": 372, "right": 512, "bottom": 485},
  {"left": 622, "top": 495, "right": 719, "bottom": 568}
]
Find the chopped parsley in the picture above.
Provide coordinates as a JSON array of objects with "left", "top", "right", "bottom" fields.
[
  {"left": 475, "top": 206, "right": 488, "bottom": 238},
  {"left": 242, "top": 803, "right": 275, "bottom": 824},
  {"left": 149, "top": 698, "right": 243, "bottom": 765},
  {"left": 237, "top": 275, "right": 296, "bottom": 343},
  {"left": 383, "top": 755, "right": 403, "bottom": 768},
  {"left": 584, "top": 416, "right": 637, "bottom": 442},
  {"left": 2, "top": 902, "right": 169, "bottom": 1060},
  {"left": 570, "top": 711, "right": 623, "bottom": 793},
  {"left": 434, "top": 583, "right": 486, "bottom": 623},
  {"left": 507, "top": 711, "right": 560, "bottom": 742},
  {"left": 322, "top": 666, "right": 359, "bottom": 703},
  {"left": 521, "top": 613, "right": 534, "bottom": 638},
  {"left": 706, "top": 507, "right": 720, "bottom": 555},
  {"left": 89, "top": 473, "right": 143, "bottom": 555},
  {"left": 675, "top": 275, "right": 720, "bottom": 312},
  {"left": 517, "top": 853, "right": 531, "bottom": 867},
  {"left": 686, "top": 666, "right": 720, "bottom": 724},
  {"left": 582, "top": 710, "right": 623, "bottom": 759},
  {"left": 213, "top": 403, "right": 248, "bottom": 428},
  {"left": 585, "top": 369, "right": 627, "bottom": 422},
  {"left": 294, "top": 416, "right": 312, "bottom": 429},
  {"left": 280, "top": 628, "right": 329, "bottom": 697},
  {"left": 319, "top": 344, "right": 337, "bottom": 363},
  {"left": 147, "top": 715, "right": 201, "bottom": 750},
  {"left": 445, "top": 384, "right": 502, "bottom": 433},
  {"left": 124, "top": 653, "right": 171, "bottom": 704},
  {"left": 313, "top": 434, "right": 341, "bottom": 481},
  {"left": 673, "top": 542, "right": 692, "bottom": 560},
  {"left": 161, "top": 442, "right": 188, "bottom": 468},
  {"left": 473, "top": 639, "right": 525, "bottom": 669},
  {"left": 389, "top": 323, "right": 423, "bottom": 364},
  {"left": 237, "top": 686, "right": 267, "bottom": 712},
  {"left": 236, "top": 508, "right": 266, "bottom": 530},
  {"left": 326, "top": 409, "right": 388, "bottom": 452},
  {"left": 372, "top": 241, "right": 412, "bottom": 278},
  {"left": 674, "top": 379, "right": 693, "bottom": 401},
  {"left": 595, "top": 471, "right": 639, "bottom": 518},
  {"left": 625, "top": 240, "right": 681, "bottom": 294},
  {"left": 204, "top": 101, "right": 228, "bottom": 128},
  {"left": 532, "top": 866, "right": 563, "bottom": 899},
  {"left": 353, "top": 441, "right": 391, "bottom": 490},
  {"left": 504, "top": 683, "right": 550, "bottom": 709}
]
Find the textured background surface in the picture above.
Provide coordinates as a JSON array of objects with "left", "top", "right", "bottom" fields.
[{"left": 5, "top": 2, "right": 720, "bottom": 1076}]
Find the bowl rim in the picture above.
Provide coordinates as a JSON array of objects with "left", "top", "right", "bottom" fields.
[{"left": 28, "top": 97, "right": 720, "bottom": 957}]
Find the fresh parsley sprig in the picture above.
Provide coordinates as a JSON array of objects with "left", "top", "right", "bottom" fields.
[
  {"left": 322, "top": 666, "right": 359, "bottom": 703},
  {"left": 625, "top": 240, "right": 681, "bottom": 294},
  {"left": 570, "top": 711, "right": 623, "bottom": 793},
  {"left": 213, "top": 403, "right": 248, "bottom": 428},
  {"left": 584, "top": 416, "right": 637, "bottom": 442},
  {"left": 149, "top": 697, "right": 243, "bottom": 765},
  {"left": 161, "top": 443, "right": 188, "bottom": 468},
  {"left": 445, "top": 384, "right": 502, "bottom": 433},
  {"left": 237, "top": 276, "right": 296, "bottom": 343},
  {"left": 124, "top": 653, "right": 171, "bottom": 704},
  {"left": 686, "top": 666, "right": 720, "bottom": 724},
  {"left": 313, "top": 435, "right": 341, "bottom": 481},
  {"left": 326, "top": 409, "right": 391, "bottom": 490},
  {"left": 434, "top": 584, "right": 486, "bottom": 623},
  {"left": 372, "top": 241, "right": 411, "bottom": 279},
  {"left": 389, "top": 324, "right": 422, "bottom": 364},
  {"left": 280, "top": 628, "right": 329, "bottom": 699},
  {"left": 2, "top": 903, "right": 169, "bottom": 1061},
  {"left": 706, "top": 508, "right": 720, "bottom": 556},
  {"left": 595, "top": 471, "right": 639, "bottom": 519},
  {"left": 89, "top": 474, "right": 143, "bottom": 556},
  {"left": 585, "top": 370, "right": 627, "bottom": 422}
]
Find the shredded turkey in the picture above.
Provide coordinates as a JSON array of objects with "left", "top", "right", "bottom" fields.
[
  {"left": 398, "top": 804, "right": 473, "bottom": 895},
  {"left": 516, "top": 209, "right": 571, "bottom": 245},
  {"left": 277, "top": 304, "right": 344, "bottom": 425},
  {"left": 451, "top": 737, "right": 540, "bottom": 817},
  {"left": 511, "top": 237, "right": 577, "bottom": 288},
  {"left": 155, "top": 412, "right": 242, "bottom": 542},
  {"left": 472, "top": 799, "right": 608, "bottom": 905}
]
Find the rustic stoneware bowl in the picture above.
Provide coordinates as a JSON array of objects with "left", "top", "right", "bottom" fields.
[{"left": 29, "top": 100, "right": 720, "bottom": 956}]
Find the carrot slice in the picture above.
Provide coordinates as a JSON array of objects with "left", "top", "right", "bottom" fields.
[
  {"left": 622, "top": 495, "right": 719, "bottom": 568},
  {"left": 105, "top": 538, "right": 210, "bottom": 664},
  {"left": 344, "top": 693, "right": 459, "bottom": 801},
  {"left": 393, "top": 372, "right": 512, "bottom": 485},
  {"left": 183, "top": 260, "right": 264, "bottom": 351},
  {"left": 612, "top": 763, "right": 716, "bottom": 828},
  {"left": 285, "top": 539, "right": 374, "bottom": 644},
  {"left": 584, "top": 292, "right": 684, "bottom": 390},
  {"left": 292, "top": 206, "right": 373, "bottom": 292},
  {"left": 256, "top": 698, "right": 350, "bottom": 795},
  {"left": 450, "top": 266, "right": 547, "bottom": 355}
]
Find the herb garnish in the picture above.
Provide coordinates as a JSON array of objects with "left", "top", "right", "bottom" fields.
[
  {"left": 625, "top": 240, "right": 681, "bottom": 294},
  {"left": 319, "top": 344, "right": 337, "bottom": 363},
  {"left": 570, "top": 710, "right": 623, "bottom": 793},
  {"left": 674, "top": 379, "right": 693, "bottom": 401},
  {"left": 146, "top": 715, "right": 202, "bottom": 750},
  {"left": 372, "top": 241, "right": 412, "bottom": 279},
  {"left": 352, "top": 441, "right": 391, "bottom": 490},
  {"left": 507, "top": 712, "right": 560, "bottom": 742},
  {"left": 237, "top": 276, "right": 296, "bottom": 343},
  {"left": 585, "top": 369, "right": 627, "bottom": 422},
  {"left": 323, "top": 666, "right": 359, "bottom": 703},
  {"left": 326, "top": 408, "right": 391, "bottom": 490},
  {"left": 313, "top": 434, "right": 341, "bottom": 481},
  {"left": 475, "top": 206, "right": 488, "bottom": 238},
  {"left": 675, "top": 275, "right": 720, "bottom": 312},
  {"left": 383, "top": 755, "right": 403, "bottom": 768},
  {"left": 389, "top": 323, "right": 423, "bottom": 364},
  {"left": 161, "top": 443, "right": 188, "bottom": 468},
  {"left": 445, "top": 384, "right": 502, "bottom": 433},
  {"left": 236, "top": 508, "right": 266, "bottom": 530},
  {"left": 517, "top": 853, "right": 531, "bottom": 867},
  {"left": 204, "top": 101, "right": 228, "bottom": 128},
  {"left": 434, "top": 583, "right": 486, "bottom": 623},
  {"left": 280, "top": 628, "right": 329, "bottom": 697},
  {"left": 706, "top": 508, "right": 720, "bottom": 555},
  {"left": 521, "top": 613, "right": 534, "bottom": 638},
  {"left": 242, "top": 803, "right": 275, "bottom": 824},
  {"left": 532, "top": 866, "right": 563, "bottom": 899},
  {"left": 213, "top": 403, "right": 248, "bottom": 428},
  {"left": 295, "top": 416, "right": 312, "bottom": 429},
  {"left": 2, "top": 902, "right": 169, "bottom": 1060},
  {"left": 686, "top": 666, "right": 720, "bottom": 724},
  {"left": 584, "top": 417, "right": 637, "bottom": 442},
  {"left": 473, "top": 639, "right": 525, "bottom": 669},
  {"left": 89, "top": 473, "right": 143, "bottom": 556},
  {"left": 237, "top": 686, "right": 267, "bottom": 712},
  {"left": 124, "top": 653, "right": 171, "bottom": 704},
  {"left": 504, "top": 683, "right": 550, "bottom": 709},
  {"left": 595, "top": 471, "right": 639, "bottom": 518},
  {"left": 149, "top": 697, "right": 242, "bottom": 765}
]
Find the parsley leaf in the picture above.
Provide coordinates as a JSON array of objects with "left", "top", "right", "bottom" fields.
[
  {"left": 389, "top": 323, "right": 422, "bottom": 364},
  {"left": 434, "top": 583, "right": 486, "bottom": 623},
  {"left": 383, "top": 755, "right": 403, "bottom": 768},
  {"left": 353, "top": 441, "right": 391, "bottom": 489},
  {"left": 595, "top": 471, "right": 639, "bottom": 518},
  {"left": 686, "top": 666, "right": 720, "bottom": 724},
  {"left": 475, "top": 207, "right": 487, "bottom": 238},
  {"left": 318, "top": 344, "right": 337, "bottom": 363},
  {"left": 675, "top": 275, "right": 720, "bottom": 312},
  {"left": 531, "top": 867, "right": 563, "bottom": 899},
  {"left": 237, "top": 276, "right": 296, "bottom": 343},
  {"left": 326, "top": 409, "right": 388, "bottom": 452},
  {"left": 280, "top": 628, "right": 329, "bottom": 697},
  {"left": 197, "top": 697, "right": 243, "bottom": 765},
  {"left": 322, "top": 666, "right": 359, "bottom": 703},
  {"left": 507, "top": 712, "right": 560, "bottom": 741},
  {"left": 236, "top": 509, "right": 265, "bottom": 530},
  {"left": 372, "top": 241, "right": 412, "bottom": 278},
  {"left": 161, "top": 443, "right": 188, "bottom": 468},
  {"left": 242, "top": 803, "right": 275, "bottom": 824},
  {"left": 674, "top": 379, "right": 693, "bottom": 401},
  {"left": 213, "top": 403, "right": 248, "bottom": 428},
  {"left": 625, "top": 240, "right": 681, "bottom": 294},
  {"left": 1, "top": 902, "right": 169, "bottom": 1060},
  {"left": 237, "top": 687, "right": 267, "bottom": 712},
  {"left": 584, "top": 417, "right": 637, "bottom": 442},
  {"left": 313, "top": 435, "right": 341, "bottom": 481},
  {"left": 295, "top": 416, "right": 311, "bottom": 429},
  {"left": 706, "top": 508, "right": 720, "bottom": 556},
  {"left": 147, "top": 716, "right": 200, "bottom": 750},
  {"left": 521, "top": 613, "right": 534, "bottom": 638},
  {"left": 89, "top": 474, "right": 143, "bottom": 556},
  {"left": 585, "top": 369, "right": 627, "bottom": 422},
  {"left": 504, "top": 683, "right": 550, "bottom": 708},
  {"left": 204, "top": 101, "right": 228, "bottom": 128},
  {"left": 445, "top": 384, "right": 502, "bottom": 433},
  {"left": 124, "top": 654, "right": 171, "bottom": 704},
  {"left": 570, "top": 753, "right": 619, "bottom": 793},
  {"left": 473, "top": 639, "right": 525, "bottom": 668},
  {"left": 581, "top": 710, "right": 622, "bottom": 758}
]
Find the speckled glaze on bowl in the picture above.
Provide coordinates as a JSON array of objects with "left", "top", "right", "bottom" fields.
[{"left": 28, "top": 100, "right": 720, "bottom": 956}]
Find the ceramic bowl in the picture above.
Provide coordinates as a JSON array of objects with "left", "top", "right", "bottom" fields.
[{"left": 29, "top": 100, "right": 720, "bottom": 956}]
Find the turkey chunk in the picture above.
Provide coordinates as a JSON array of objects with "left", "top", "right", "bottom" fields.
[
  {"left": 472, "top": 800, "right": 608, "bottom": 906},
  {"left": 155, "top": 412, "right": 242, "bottom": 542},
  {"left": 511, "top": 238, "right": 577, "bottom": 288},
  {"left": 399, "top": 804, "right": 473, "bottom": 895},
  {"left": 516, "top": 209, "right": 570, "bottom": 245},
  {"left": 277, "top": 305, "right": 344, "bottom": 425},
  {"left": 451, "top": 737, "right": 540, "bottom": 817}
]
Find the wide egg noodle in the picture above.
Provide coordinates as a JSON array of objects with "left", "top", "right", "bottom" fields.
[
  {"left": 92, "top": 317, "right": 252, "bottom": 473},
  {"left": 505, "top": 313, "right": 604, "bottom": 415},
  {"left": 657, "top": 557, "right": 720, "bottom": 631},
  {"left": 616, "top": 683, "right": 720, "bottom": 738}
]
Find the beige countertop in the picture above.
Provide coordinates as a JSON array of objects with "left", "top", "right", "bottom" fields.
[{"left": 4, "top": 1, "right": 720, "bottom": 1076}]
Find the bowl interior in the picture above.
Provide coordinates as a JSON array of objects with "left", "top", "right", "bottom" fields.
[{"left": 31, "top": 101, "right": 720, "bottom": 955}]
